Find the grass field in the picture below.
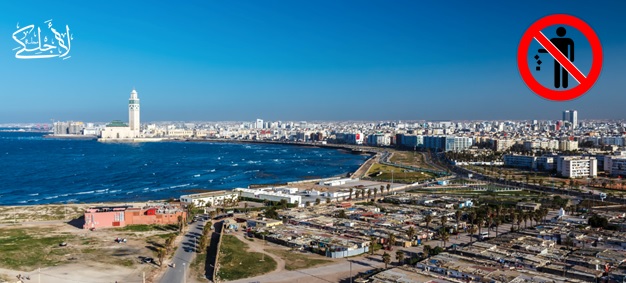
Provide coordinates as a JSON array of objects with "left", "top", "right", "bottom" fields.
[
  {"left": 0, "top": 228, "right": 73, "bottom": 270},
  {"left": 389, "top": 151, "right": 437, "bottom": 170},
  {"left": 266, "top": 249, "right": 332, "bottom": 271},
  {"left": 367, "top": 163, "right": 436, "bottom": 183},
  {"left": 191, "top": 250, "right": 208, "bottom": 281},
  {"left": 217, "top": 235, "right": 276, "bottom": 281}
]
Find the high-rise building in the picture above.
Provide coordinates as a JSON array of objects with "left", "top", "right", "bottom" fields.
[
  {"left": 255, "top": 119, "right": 264, "bottom": 129},
  {"left": 129, "top": 89, "right": 140, "bottom": 131},
  {"left": 571, "top": 110, "right": 578, "bottom": 129},
  {"left": 562, "top": 110, "right": 577, "bottom": 129}
]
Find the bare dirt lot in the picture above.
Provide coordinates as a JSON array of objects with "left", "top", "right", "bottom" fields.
[{"left": 0, "top": 202, "right": 179, "bottom": 283}]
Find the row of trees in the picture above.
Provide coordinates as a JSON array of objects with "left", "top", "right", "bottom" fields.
[{"left": 349, "top": 184, "right": 392, "bottom": 202}]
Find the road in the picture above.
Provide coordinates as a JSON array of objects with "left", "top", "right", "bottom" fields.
[{"left": 159, "top": 218, "right": 208, "bottom": 283}]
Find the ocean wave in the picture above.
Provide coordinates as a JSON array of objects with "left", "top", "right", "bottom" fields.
[
  {"left": 193, "top": 174, "right": 201, "bottom": 177},
  {"left": 169, "top": 184, "right": 190, "bottom": 189},
  {"left": 44, "top": 195, "right": 59, "bottom": 200},
  {"left": 75, "top": 190, "right": 95, "bottom": 195},
  {"left": 28, "top": 193, "right": 39, "bottom": 196},
  {"left": 247, "top": 160, "right": 261, "bottom": 164}
]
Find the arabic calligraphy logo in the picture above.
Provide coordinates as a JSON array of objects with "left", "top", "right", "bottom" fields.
[{"left": 12, "top": 19, "right": 73, "bottom": 60}]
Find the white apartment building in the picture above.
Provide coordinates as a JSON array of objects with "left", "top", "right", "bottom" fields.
[
  {"left": 180, "top": 190, "right": 239, "bottom": 207},
  {"left": 559, "top": 140, "right": 579, "bottom": 151},
  {"left": 234, "top": 188, "right": 302, "bottom": 204},
  {"left": 560, "top": 157, "right": 597, "bottom": 178}
]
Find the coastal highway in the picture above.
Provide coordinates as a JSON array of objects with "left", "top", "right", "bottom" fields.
[{"left": 159, "top": 218, "right": 208, "bottom": 283}]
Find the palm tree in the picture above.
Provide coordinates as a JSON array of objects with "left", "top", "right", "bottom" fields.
[
  {"left": 367, "top": 189, "right": 372, "bottom": 200},
  {"left": 439, "top": 228, "right": 450, "bottom": 248},
  {"left": 379, "top": 185, "right": 384, "bottom": 196},
  {"left": 425, "top": 214, "right": 433, "bottom": 229},
  {"left": 388, "top": 233, "right": 396, "bottom": 248},
  {"left": 349, "top": 188, "right": 354, "bottom": 200},
  {"left": 455, "top": 210, "right": 463, "bottom": 238},
  {"left": 177, "top": 215, "right": 184, "bottom": 232},
  {"left": 373, "top": 190, "right": 378, "bottom": 202},
  {"left": 468, "top": 225, "right": 478, "bottom": 243},
  {"left": 315, "top": 198, "right": 321, "bottom": 205},
  {"left": 355, "top": 190, "right": 360, "bottom": 199},
  {"left": 523, "top": 212, "right": 529, "bottom": 228},
  {"left": 382, "top": 252, "right": 391, "bottom": 269},
  {"left": 406, "top": 226, "right": 416, "bottom": 244},
  {"left": 157, "top": 248, "right": 166, "bottom": 266},
  {"left": 369, "top": 236, "right": 377, "bottom": 255},
  {"left": 440, "top": 215, "right": 448, "bottom": 229},
  {"left": 509, "top": 210, "right": 517, "bottom": 232},
  {"left": 386, "top": 183, "right": 391, "bottom": 194},
  {"left": 395, "top": 250, "right": 405, "bottom": 265},
  {"left": 423, "top": 244, "right": 432, "bottom": 258},
  {"left": 476, "top": 216, "right": 484, "bottom": 236},
  {"left": 494, "top": 216, "right": 502, "bottom": 237},
  {"left": 326, "top": 197, "right": 331, "bottom": 204}
]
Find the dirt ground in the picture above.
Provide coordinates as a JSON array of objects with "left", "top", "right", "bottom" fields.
[{"left": 0, "top": 202, "right": 179, "bottom": 283}]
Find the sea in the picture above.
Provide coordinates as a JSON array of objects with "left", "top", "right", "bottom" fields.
[{"left": 0, "top": 131, "right": 369, "bottom": 205}]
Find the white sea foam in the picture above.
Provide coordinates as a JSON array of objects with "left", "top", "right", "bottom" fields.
[{"left": 169, "top": 184, "right": 190, "bottom": 189}]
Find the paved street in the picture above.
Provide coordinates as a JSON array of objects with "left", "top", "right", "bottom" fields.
[{"left": 160, "top": 218, "right": 207, "bottom": 283}]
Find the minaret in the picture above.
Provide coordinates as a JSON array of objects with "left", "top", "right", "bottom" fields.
[{"left": 129, "top": 89, "right": 140, "bottom": 132}]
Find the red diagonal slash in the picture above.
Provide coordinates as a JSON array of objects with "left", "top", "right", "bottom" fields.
[{"left": 533, "top": 31, "right": 586, "bottom": 84}]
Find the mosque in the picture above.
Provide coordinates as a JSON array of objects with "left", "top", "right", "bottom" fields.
[{"left": 99, "top": 89, "right": 142, "bottom": 140}]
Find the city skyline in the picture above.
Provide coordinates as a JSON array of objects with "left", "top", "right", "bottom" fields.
[{"left": 1, "top": 1, "right": 625, "bottom": 123}]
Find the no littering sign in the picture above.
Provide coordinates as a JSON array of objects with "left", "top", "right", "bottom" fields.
[{"left": 517, "top": 14, "right": 603, "bottom": 101}]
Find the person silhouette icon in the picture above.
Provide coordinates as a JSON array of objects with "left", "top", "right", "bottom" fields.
[{"left": 539, "top": 27, "right": 575, "bottom": 88}]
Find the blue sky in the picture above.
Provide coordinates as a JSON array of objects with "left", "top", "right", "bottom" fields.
[{"left": 0, "top": 1, "right": 625, "bottom": 123}]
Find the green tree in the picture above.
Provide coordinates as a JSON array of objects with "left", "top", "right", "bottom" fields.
[
  {"left": 395, "top": 250, "right": 405, "bottom": 265},
  {"left": 157, "top": 248, "right": 166, "bottom": 266},
  {"left": 406, "top": 226, "right": 416, "bottom": 244},
  {"left": 468, "top": 225, "right": 477, "bottom": 243},
  {"left": 337, "top": 209, "right": 347, "bottom": 219},
  {"left": 388, "top": 233, "right": 396, "bottom": 248},
  {"left": 439, "top": 228, "right": 450, "bottom": 248},
  {"left": 279, "top": 199, "right": 288, "bottom": 209},
  {"left": 305, "top": 201, "right": 311, "bottom": 207},
  {"left": 425, "top": 214, "right": 433, "bottom": 229},
  {"left": 315, "top": 198, "right": 321, "bottom": 205},
  {"left": 326, "top": 197, "right": 331, "bottom": 204},
  {"left": 382, "top": 252, "right": 391, "bottom": 269},
  {"left": 423, "top": 244, "right": 432, "bottom": 258},
  {"left": 369, "top": 236, "right": 377, "bottom": 255},
  {"left": 177, "top": 215, "right": 184, "bottom": 232}
]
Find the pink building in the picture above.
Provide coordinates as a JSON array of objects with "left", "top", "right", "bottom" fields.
[{"left": 83, "top": 204, "right": 186, "bottom": 229}]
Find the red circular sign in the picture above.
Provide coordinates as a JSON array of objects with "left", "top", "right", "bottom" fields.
[{"left": 517, "top": 14, "right": 603, "bottom": 101}]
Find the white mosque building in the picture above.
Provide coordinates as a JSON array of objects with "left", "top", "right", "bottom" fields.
[{"left": 99, "top": 89, "right": 142, "bottom": 141}]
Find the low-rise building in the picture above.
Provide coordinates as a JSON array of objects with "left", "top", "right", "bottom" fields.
[
  {"left": 180, "top": 190, "right": 239, "bottom": 207},
  {"left": 83, "top": 204, "right": 186, "bottom": 229}
]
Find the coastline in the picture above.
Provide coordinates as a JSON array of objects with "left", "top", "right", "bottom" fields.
[{"left": 2, "top": 136, "right": 379, "bottom": 207}]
